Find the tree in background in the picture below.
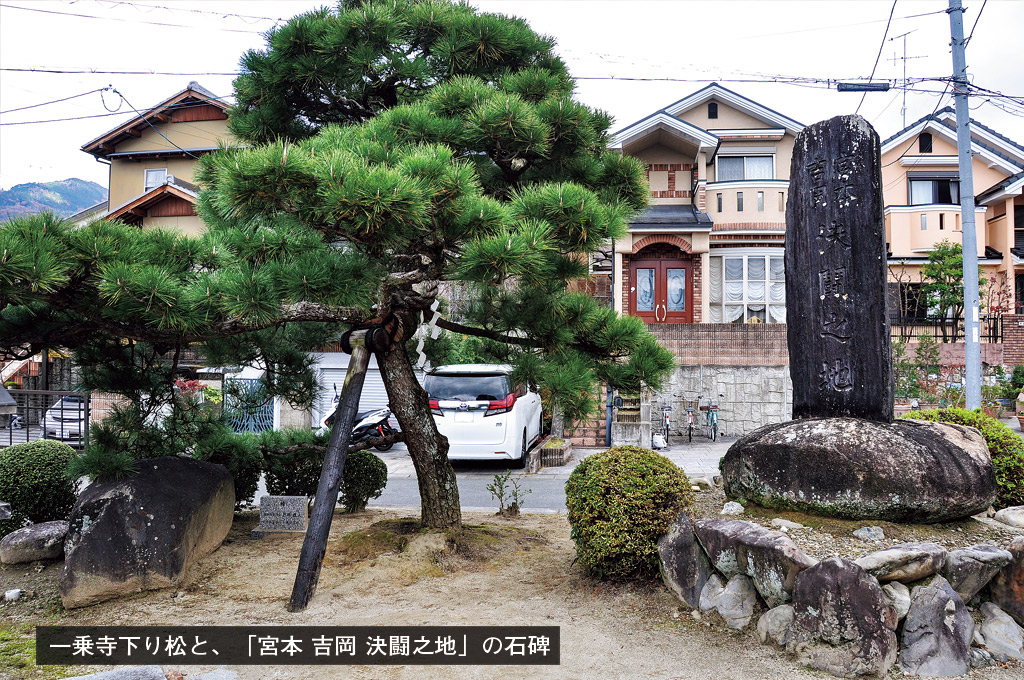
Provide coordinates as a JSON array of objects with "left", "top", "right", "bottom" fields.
[
  {"left": 921, "top": 240, "right": 966, "bottom": 342},
  {"left": 0, "top": 0, "right": 673, "bottom": 530}
]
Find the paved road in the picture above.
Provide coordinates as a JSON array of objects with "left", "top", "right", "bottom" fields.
[{"left": 368, "top": 435, "right": 735, "bottom": 513}]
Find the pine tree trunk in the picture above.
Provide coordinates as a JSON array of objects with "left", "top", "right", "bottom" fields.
[
  {"left": 550, "top": 403, "right": 565, "bottom": 440},
  {"left": 378, "top": 341, "right": 462, "bottom": 529}
]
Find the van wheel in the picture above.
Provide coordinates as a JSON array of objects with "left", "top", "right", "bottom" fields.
[{"left": 513, "top": 429, "right": 528, "bottom": 469}]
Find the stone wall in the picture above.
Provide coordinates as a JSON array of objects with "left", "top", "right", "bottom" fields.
[{"left": 652, "top": 364, "right": 792, "bottom": 437}]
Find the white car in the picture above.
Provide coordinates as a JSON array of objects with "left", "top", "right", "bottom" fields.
[
  {"left": 42, "top": 395, "right": 87, "bottom": 443},
  {"left": 425, "top": 364, "right": 543, "bottom": 467}
]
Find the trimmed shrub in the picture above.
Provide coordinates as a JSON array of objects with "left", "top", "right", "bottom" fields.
[
  {"left": 341, "top": 450, "right": 388, "bottom": 513},
  {"left": 0, "top": 440, "right": 77, "bottom": 537},
  {"left": 199, "top": 431, "right": 264, "bottom": 510},
  {"left": 564, "top": 445, "right": 693, "bottom": 580},
  {"left": 905, "top": 407, "right": 1024, "bottom": 508},
  {"left": 261, "top": 428, "right": 328, "bottom": 498}
]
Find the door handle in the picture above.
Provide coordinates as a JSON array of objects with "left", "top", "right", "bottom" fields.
[{"left": 655, "top": 303, "right": 666, "bottom": 322}]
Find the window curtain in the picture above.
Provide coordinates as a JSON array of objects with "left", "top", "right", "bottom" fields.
[
  {"left": 718, "top": 157, "right": 744, "bottom": 182},
  {"left": 769, "top": 305, "right": 787, "bottom": 323},
  {"left": 910, "top": 180, "right": 933, "bottom": 205},
  {"left": 746, "top": 156, "right": 773, "bottom": 179},
  {"left": 724, "top": 305, "right": 745, "bottom": 322},
  {"left": 709, "top": 257, "right": 722, "bottom": 304}
]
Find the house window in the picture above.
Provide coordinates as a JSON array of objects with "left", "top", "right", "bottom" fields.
[
  {"left": 716, "top": 193, "right": 723, "bottom": 212},
  {"left": 717, "top": 156, "right": 773, "bottom": 181},
  {"left": 919, "top": 133, "right": 933, "bottom": 153},
  {"left": 887, "top": 282, "right": 927, "bottom": 321},
  {"left": 708, "top": 251, "right": 785, "bottom": 323},
  {"left": 921, "top": 214, "right": 927, "bottom": 230},
  {"left": 910, "top": 177, "right": 959, "bottom": 205},
  {"left": 144, "top": 168, "right": 167, "bottom": 191},
  {"left": 757, "top": 191, "right": 764, "bottom": 211},
  {"left": 939, "top": 213, "right": 945, "bottom": 230},
  {"left": 737, "top": 192, "right": 744, "bottom": 212},
  {"left": 708, "top": 102, "right": 718, "bottom": 119},
  {"left": 778, "top": 192, "right": 785, "bottom": 211}
]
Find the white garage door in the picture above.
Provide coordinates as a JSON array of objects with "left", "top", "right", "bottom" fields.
[{"left": 315, "top": 356, "right": 423, "bottom": 426}]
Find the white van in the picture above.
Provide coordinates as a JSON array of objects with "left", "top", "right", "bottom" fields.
[{"left": 424, "top": 364, "right": 543, "bottom": 467}]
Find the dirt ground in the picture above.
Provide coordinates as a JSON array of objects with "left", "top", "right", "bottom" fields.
[{"left": 2, "top": 507, "right": 1023, "bottom": 680}]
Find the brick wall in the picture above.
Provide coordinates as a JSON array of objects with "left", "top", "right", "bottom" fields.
[
  {"left": 646, "top": 163, "right": 693, "bottom": 200},
  {"left": 1003, "top": 315, "right": 1024, "bottom": 366},
  {"left": 648, "top": 323, "right": 789, "bottom": 366}
]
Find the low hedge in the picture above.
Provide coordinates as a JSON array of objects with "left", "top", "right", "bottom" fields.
[
  {"left": 0, "top": 440, "right": 78, "bottom": 537},
  {"left": 564, "top": 445, "right": 693, "bottom": 580},
  {"left": 904, "top": 407, "right": 1024, "bottom": 509}
]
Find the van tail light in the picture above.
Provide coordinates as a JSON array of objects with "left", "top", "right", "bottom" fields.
[
  {"left": 485, "top": 392, "right": 516, "bottom": 416},
  {"left": 429, "top": 399, "right": 443, "bottom": 416}
]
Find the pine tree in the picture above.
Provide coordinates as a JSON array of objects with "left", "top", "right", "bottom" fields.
[{"left": 0, "top": 0, "right": 675, "bottom": 530}]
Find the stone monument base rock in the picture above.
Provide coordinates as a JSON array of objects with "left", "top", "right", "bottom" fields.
[
  {"left": 60, "top": 456, "right": 234, "bottom": 608},
  {"left": 721, "top": 417, "right": 996, "bottom": 523}
]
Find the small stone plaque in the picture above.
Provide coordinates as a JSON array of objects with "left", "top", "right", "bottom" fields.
[{"left": 251, "top": 495, "right": 308, "bottom": 539}]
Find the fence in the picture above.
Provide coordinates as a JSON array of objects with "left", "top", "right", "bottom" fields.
[
  {"left": 0, "top": 389, "right": 92, "bottom": 449},
  {"left": 889, "top": 315, "right": 1003, "bottom": 344}
]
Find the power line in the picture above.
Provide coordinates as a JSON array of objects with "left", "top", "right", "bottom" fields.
[
  {"left": 0, "top": 87, "right": 109, "bottom": 115},
  {"left": 92, "top": 0, "right": 284, "bottom": 24},
  {"left": 0, "top": 3, "right": 263, "bottom": 34},
  {"left": 856, "top": 0, "right": 899, "bottom": 115},
  {"left": 110, "top": 88, "right": 200, "bottom": 159},
  {"left": 0, "top": 68, "right": 239, "bottom": 75},
  {"left": 964, "top": 0, "right": 988, "bottom": 47},
  {"left": 0, "top": 93, "right": 233, "bottom": 126}
]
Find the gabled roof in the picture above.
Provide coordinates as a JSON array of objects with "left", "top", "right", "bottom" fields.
[
  {"left": 67, "top": 200, "right": 109, "bottom": 224},
  {"left": 82, "top": 82, "right": 227, "bottom": 160},
  {"left": 662, "top": 83, "right": 804, "bottom": 135},
  {"left": 106, "top": 178, "right": 199, "bottom": 225},
  {"left": 977, "top": 170, "right": 1024, "bottom": 204},
  {"left": 881, "top": 107, "right": 1023, "bottom": 176},
  {"left": 610, "top": 112, "right": 719, "bottom": 155}
]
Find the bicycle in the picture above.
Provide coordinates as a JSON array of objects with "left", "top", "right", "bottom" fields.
[
  {"left": 660, "top": 405, "right": 672, "bottom": 442},
  {"left": 698, "top": 395, "right": 723, "bottom": 442},
  {"left": 685, "top": 403, "right": 695, "bottom": 442}
]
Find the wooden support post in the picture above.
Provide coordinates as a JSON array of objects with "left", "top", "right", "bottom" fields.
[{"left": 288, "top": 333, "right": 372, "bottom": 611}]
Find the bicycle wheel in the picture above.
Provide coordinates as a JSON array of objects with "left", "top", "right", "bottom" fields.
[
  {"left": 687, "top": 422, "right": 692, "bottom": 443},
  {"left": 711, "top": 419, "right": 718, "bottom": 442}
]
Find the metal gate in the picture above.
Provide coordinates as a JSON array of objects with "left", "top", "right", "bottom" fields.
[{"left": 224, "top": 378, "right": 275, "bottom": 433}]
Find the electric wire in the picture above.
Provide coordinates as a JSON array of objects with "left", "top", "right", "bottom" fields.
[
  {"left": 856, "top": 0, "right": 899, "bottom": 115},
  {"left": 110, "top": 88, "right": 200, "bottom": 159},
  {"left": 0, "top": 94, "right": 233, "bottom": 126},
  {"left": 0, "top": 3, "right": 264, "bottom": 34},
  {"left": 0, "top": 87, "right": 110, "bottom": 115},
  {"left": 964, "top": 0, "right": 988, "bottom": 47}
]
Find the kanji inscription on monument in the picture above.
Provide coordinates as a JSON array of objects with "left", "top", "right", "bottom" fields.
[
  {"left": 251, "top": 495, "right": 308, "bottom": 539},
  {"left": 785, "top": 115, "right": 892, "bottom": 422}
]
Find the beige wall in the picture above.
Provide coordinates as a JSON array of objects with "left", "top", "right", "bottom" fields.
[
  {"left": 635, "top": 143, "right": 690, "bottom": 165},
  {"left": 708, "top": 182, "right": 789, "bottom": 225},
  {"left": 144, "top": 215, "right": 205, "bottom": 236},
  {"left": 881, "top": 134, "right": 1008, "bottom": 207},
  {"left": 113, "top": 119, "right": 228, "bottom": 154},
  {"left": 885, "top": 207, "right": 987, "bottom": 257},
  {"left": 108, "top": 157, "right": 198, "bottom": 208},
  {"left": 677, "top": 99, "right": 766, "bottom": 131}
]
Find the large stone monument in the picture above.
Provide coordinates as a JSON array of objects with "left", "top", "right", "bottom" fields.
[
  {"left": 720, "top": 115, "right": 996, "bottom": 522},
  {"left": 785, "top": 116, "right": 892, "bottom": 422}
]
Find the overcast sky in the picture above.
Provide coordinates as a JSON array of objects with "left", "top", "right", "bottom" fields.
[{"left": 1, "top": 0, "right": 1022, "bottom": 191}]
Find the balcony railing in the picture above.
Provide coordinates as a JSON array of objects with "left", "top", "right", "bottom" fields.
[{"left": 889, "top": 314, "right": 1002, "bottom": 344}]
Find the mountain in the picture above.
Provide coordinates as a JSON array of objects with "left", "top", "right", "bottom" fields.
[{"left": 0, "top": 178, "right": 107, "bottom": 221}]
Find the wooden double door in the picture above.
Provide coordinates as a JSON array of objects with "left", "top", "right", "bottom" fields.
[{"left": 629, "top": 257, "right": 693, "bottom": 323}]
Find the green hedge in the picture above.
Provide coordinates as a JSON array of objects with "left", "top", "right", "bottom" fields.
[
  {"left": 904, "top": 407, "right": 1024, "bottom": 509},
  {"left": 0, "top": 440, "right": 78, "bottom": 537},
  {"left": 564, "top": 445, "right": 693, "bottom": 580}
]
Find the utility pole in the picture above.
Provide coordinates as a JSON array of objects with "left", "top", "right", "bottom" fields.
[{"left": 948, "top": 0, "right": 981, "bottom": 410}]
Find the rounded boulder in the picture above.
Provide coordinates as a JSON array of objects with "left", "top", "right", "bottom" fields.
[{"left": 721, "top": 417, "right": 996, "bottom": 523}]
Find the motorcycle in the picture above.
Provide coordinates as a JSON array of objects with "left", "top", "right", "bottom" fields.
[{"left": 324, "top": 405, "right": 399, "bottom": 452}]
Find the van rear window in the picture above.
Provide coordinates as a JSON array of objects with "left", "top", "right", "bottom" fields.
[{"left": 425, "top": 374, "right": 511, "bottom": 401}]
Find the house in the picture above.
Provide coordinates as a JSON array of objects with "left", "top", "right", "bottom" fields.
[
  {"left": 606, "top": 83, "right": 802, "bottom": 328},
  {"left": 880, "top": 107, "right": 1024, "bottom": 335},
  {"left": 75, "top": 81, "right": 232, "bottom": 233},
  {"left": 584, "top": 85, "right": 1024, "bottom": 444}
]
